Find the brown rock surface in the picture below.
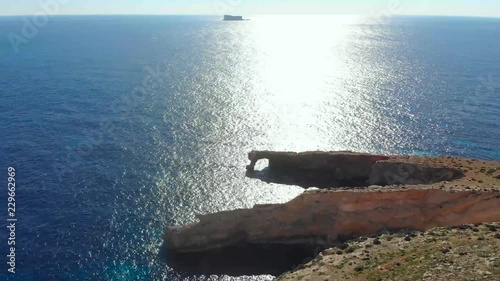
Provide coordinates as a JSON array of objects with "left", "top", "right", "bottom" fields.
[{"left": 165, "top": 189, "right": 500, "bottom": 253}]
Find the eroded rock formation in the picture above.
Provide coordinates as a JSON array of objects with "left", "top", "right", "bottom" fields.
[
  {"left": 163, "top": 151, "right": 500, "bottom": 276},
  {"left": 246, "top": 151, "right": 464, "bottom": 187}
]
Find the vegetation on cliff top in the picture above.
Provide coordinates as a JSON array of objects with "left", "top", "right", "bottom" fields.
[{"left": 278, "top": 223, "right": 500, "bottom": 281}]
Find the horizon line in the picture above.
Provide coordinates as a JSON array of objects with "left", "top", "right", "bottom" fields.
[{"left": 0, "top": 13, "right": 499, "bottom": 20}]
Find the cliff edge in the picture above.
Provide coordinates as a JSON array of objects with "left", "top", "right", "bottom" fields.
[{"left": 163, "top": 151, "right": 500, "bottom": 278}]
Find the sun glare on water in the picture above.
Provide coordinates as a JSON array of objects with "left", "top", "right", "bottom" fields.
[{"left": 242, "top": 15, "right": 375, "bottom": 151}]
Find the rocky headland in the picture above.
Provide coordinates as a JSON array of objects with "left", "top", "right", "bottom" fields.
[{"left": 163, "top": 151, "right": 500, "bottom": 279}]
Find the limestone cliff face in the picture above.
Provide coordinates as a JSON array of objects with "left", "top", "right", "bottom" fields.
[{"left": 165, "top": 189, "right": 500, "bottom": 253}]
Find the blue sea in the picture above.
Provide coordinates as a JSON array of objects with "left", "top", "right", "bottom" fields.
[{"left": 0, "top": 15, "right": 499, "bottom": 280}]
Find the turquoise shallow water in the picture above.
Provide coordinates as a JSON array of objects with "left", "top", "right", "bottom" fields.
[{"left": 0, "top": 15, "right": 499, "bottom": 280}]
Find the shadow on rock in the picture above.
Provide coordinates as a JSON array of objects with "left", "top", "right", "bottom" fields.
[{"left": 159, "top": 241, "right": 316, "bottom": 276}]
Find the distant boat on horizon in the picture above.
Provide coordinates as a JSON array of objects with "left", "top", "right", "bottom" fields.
[{"left": 223, "top": 15, "right": 245, "bottom": 21}]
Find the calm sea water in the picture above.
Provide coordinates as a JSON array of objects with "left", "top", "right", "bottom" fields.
[{"left": 0, "top": 15, "right": 499, "bottom": 280}]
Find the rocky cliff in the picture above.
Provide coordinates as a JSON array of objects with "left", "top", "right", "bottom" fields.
[
  {"left": 163, "top": 151, "right": 500, "bottom": 277},
  {"left": 245, "top": 150, "right": 469, "bottom": 187}
]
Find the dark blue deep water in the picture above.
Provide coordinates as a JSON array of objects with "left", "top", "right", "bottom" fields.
[{"left": 0, "top": 15, "right": 499, "bottom": 280}]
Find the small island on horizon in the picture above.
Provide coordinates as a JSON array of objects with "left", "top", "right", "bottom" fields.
[{"left": 223, "top": 15, "right": 244, "bottom": 21}]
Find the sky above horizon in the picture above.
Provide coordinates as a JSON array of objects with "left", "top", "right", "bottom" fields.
[{"left": 1, "top": 0, "right": 500, "bottom": 18}]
